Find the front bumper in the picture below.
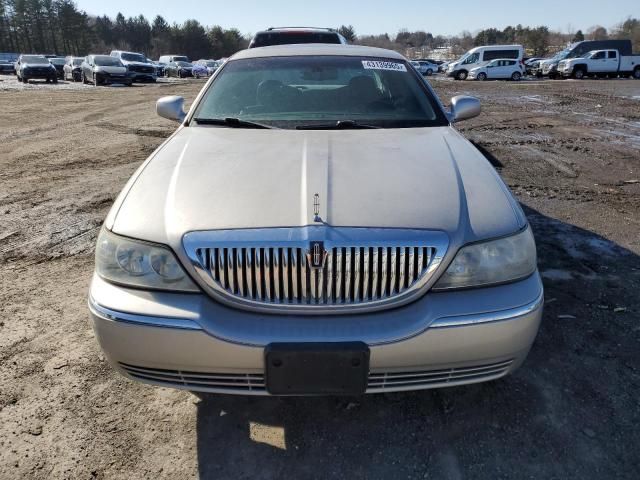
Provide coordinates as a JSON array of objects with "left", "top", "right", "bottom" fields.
[
  {"left": 95, "top": 73, "right": 132, "bottom": 85},
  {"left": 130, "top": 72, "right": 157, "bottom": 82},
  {"left": 90, "top": 273, "right": 543, "bottom": 395},
  {"left": 22, "top": 69, "right": 56, "bottom": 79}
]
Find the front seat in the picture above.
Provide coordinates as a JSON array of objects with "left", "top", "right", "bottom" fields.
[
  {"left": 256, "top": 79, "right": 284, "bottom": 110},
  {"left": 347, "top": 76, "right": 381, "bottom": 109}
]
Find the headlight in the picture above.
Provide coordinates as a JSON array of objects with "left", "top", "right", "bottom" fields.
[
  {"left": 95, "top": 228, "right": 199, "bottom": 292},
  {"left": 433, "top": 227, "right": 537, "bottom": 290}
]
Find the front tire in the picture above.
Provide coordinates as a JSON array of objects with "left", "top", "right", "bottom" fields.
[
  {"left": 456, "top": 70, "right": 468, "bottom": 81},
  {"left": 573, "top": 69, "right": 585, "bottom": 80},
  {"left": 511, "top": 71, "right": 521, "bottom": 81},
  {"left": 52, "top": 76, "right": 58, "bottom": 84},
  {"left": 477, "top": 72, "right": 487, "bottom": 81},
  {"left": 426, "top": 69, "right": 433, "bottom": 76},
  {"left": 93, "top": 74, "right": 98, "bottom": 87},
  {"left": 633, "top": 67, "right": 640, "bottom": 80}
]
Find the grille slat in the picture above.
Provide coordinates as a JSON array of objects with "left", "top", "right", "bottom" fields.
[
  {"left": 120, "top": 359, "right": 511, "bottom": 394},
  {"left": 198, "top": 245, "right": 436, "bottom": 307}
]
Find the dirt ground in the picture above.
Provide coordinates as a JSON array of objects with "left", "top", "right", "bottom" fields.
[{"left": 1, "top": 72, "right": 639, "bottom": 479}]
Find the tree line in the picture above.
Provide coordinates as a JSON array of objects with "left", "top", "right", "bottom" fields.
[
  {"left": 0, "top": 0, "right": 247, "bottom": 59},
  {"left": 0, "top": 0, "right": 638, "bottom": 60}
]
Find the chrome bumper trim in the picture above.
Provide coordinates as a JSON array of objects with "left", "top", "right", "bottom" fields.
[
  {"left": 430, "top": 292, "right": 544, "bottom": 328},
  {"left": 89, "top": 297, "right": 202, "bottom": 331}
]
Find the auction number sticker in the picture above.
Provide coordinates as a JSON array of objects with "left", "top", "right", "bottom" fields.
[{"left": 362, "top": 60, "right": 407, "bottom": 72}]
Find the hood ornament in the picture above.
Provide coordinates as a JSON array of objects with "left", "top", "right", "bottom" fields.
[{"left": 313, "top": 193, "right": 322, "bottom": 223}]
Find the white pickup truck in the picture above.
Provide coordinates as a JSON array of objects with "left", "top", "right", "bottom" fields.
[{"left": 558, "top": 49, "right": 640, "bottom": 79}]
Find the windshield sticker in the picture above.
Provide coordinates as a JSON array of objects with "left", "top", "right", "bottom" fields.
[{"left": 362, "top": 60, "right": 407, "bottom": 72}]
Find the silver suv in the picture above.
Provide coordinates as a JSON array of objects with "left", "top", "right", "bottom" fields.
[
  {"left": 109, "top": 50, "right": 157, "bottom": 82},
  {"left": 90, "top": 45, "right": 542, "bottom": 396}
]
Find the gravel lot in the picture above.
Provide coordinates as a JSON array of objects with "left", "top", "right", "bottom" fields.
[{"left": 1, "top": 71, "right": 639, "bottom": 479}]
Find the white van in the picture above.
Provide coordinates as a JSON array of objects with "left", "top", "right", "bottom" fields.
[
  {"left": 447, "top": 45, "right": 524, "bottom": 80},
  {"left": 158, "top": 55, "right": 190, "bottom": 65}
]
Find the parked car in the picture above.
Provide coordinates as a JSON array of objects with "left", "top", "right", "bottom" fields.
[
  {"left": 158, "top": 55, "right": 190, "bottom": 67},
  {"left": 438, "top": 61, "right": 451, "bottom": 73},
  {"left": 411, "top": 60, "right": 438, "bottom": 76},
  {"left": 447, "top": 45, "right": 524, "bottom": 80},
  {"left": 191, "top": 63, "right": 208, "bottom": 78},
  {"left": 415, "top": 58, "right": 443, "bottom": 65},
  {"left": 249, "top": 27, "right": 347, "bottom": 48},
  {"left": 148, "top": 58, "right": 165, "bottom": 77},
  {"left": 194, "top": 59, "right": 221, "bottom": 76},
  {"left": 468, "top": 59, "right": 524, "bottom": 81},
  {"left": 63, "top": 56, "right": 84, "bottom": 81},
  {"left": 110, "top": 50, "right": 157, "bottom": 82},
  {"left": 539, "top": 39, "right": 633, "bottom": 79},
  {"left": 81, "top": 55, "right": 132, "bottom": 86},
  {"left": 15, "top": 54, "right": 58, "bottom": 83},
  {"left": 559, "top": 49, "right": 640, "bottom": 79},
  {"left": 89, "top": 44, "right": 542, "bottom": 397},
  {"left": 0, "top": 52, "right": 18, "bottom": 73},
  {"left": 48, "top": 57, "right": 66, "bottom": 79},
  {"left": 165, "top": 61, "right": 194, "bottom": 78}
]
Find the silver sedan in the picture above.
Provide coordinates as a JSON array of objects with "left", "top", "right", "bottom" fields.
[{"left": 89, "top": 45, "right": 542, "bottom": 396}]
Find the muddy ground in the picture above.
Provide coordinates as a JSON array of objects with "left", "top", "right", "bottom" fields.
[{"left": 1, "top": 73, "right": 639, "bottom": 479}]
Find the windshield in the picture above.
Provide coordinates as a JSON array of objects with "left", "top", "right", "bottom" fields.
[
  {"left": 94, "top": 56, "right": 122, "bottom": 67},
  {"left": 50, "top": 58, "right": 65, "bottom": 65},
  {"left": 22, "top": 55, "right": 48, "bottom": 63},
  {"left": 552, "top": 49, "right": 570, "bottom": 60},
  {"left": 192, "top": 56, "right": 447, "bottom": 129},
  {"left": 72, "top": 58, "right": 83, "bottom": 66},
  {"left": 176, "top": 61, "right": 192, "bottom": 67},
  {"left": 121, "top": 53, "right": 146, "bottom": 63},
  {"left": 205, "top": 61, "right": 217, "bottom": 67},
  {"left": 173, "top": 56, "right": 189, "bottom": 62}
]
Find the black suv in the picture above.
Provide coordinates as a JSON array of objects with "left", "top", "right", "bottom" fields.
[{"left": 249, "top": 27, "right": 347, "bottom": 48}]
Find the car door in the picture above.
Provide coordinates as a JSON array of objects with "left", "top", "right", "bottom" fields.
[
  {"left": 605, "top": 50, "right": 619, "bottom": 72},
  {"left": 506, "top": 60, "right": 519, "bottom": 77},
  {"left": 486, "top": 60, "right": 500, "bottom": 78},
  {"left": 589, "top": 51, "right": 607, "bottom": 72}
]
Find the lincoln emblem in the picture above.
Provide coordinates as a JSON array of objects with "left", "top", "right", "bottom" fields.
[{"left": 307, "top": 241, "right": 327, "bottom": 269}]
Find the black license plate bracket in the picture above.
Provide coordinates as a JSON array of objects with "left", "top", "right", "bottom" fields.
[{"left": 265, "top": 342, "right": 370, "bottom": 395}]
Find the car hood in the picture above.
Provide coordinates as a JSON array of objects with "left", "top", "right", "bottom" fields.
[
  {"left": 109, "top": 126, "right": 526, "bottom": 248},
  {"left": 23, "top": 62, "right": 53, "bottom": 67},
  {"left": 123, "top": 61, "right": 153, "bottom": 67}
]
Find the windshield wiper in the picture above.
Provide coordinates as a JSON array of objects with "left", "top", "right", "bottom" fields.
[
  {"left": 295, "top": 120, "right": 381, "bottom": 130},
  {"left": 193, "top": 117, "right": 273, "bottom": 129}
]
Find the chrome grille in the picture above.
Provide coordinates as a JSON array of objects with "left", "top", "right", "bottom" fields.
[
  {"left": 119, "top": 360, "right": 512, "bottom": 395},
  {"left": 194, "top": 246, "right": 435, "bottom": 306},
  {"left": 183, "top": 228, "right": 448, "bottom": 313},
  {"left": 119, "top": 363, "right": 266, "bottom": 392},
  {"left": 367, "top": 360, "right": 514, "bottom": 391}
]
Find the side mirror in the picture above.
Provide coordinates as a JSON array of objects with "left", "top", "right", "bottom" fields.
[
  {"left": 157, "top": 95, "right": 186, "bottom": 123},
  {"left": 449, "top": 95, "right": 481, "bottom": 123}
]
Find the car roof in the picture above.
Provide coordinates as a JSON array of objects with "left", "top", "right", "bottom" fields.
[{"left": 232, "top": 44, "right": 405, "bottom": 61}]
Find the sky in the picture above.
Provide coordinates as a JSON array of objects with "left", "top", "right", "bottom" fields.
[{"left": 75, "top": 0, "right": 638, "bottom": 37}]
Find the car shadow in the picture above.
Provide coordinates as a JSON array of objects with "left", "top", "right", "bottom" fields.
[
  {"left": 193, "top": 205, "right": 640, "bottom": 479},
  {"left": 470, "top": 140, "right": 504, "bottom": 168}
]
